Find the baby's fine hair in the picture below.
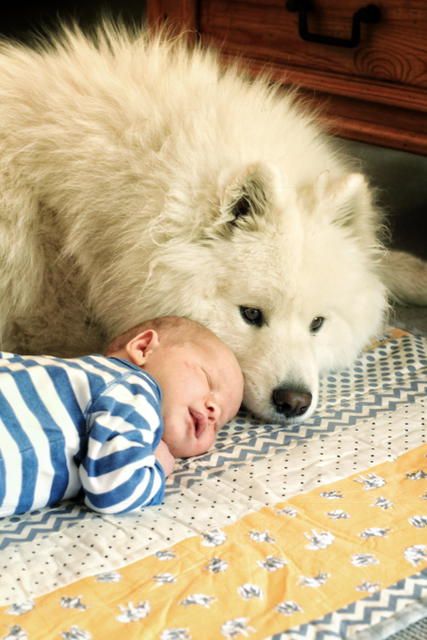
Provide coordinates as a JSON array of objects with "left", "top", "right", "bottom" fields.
[{"left": 107, "top": 316, "right": 218, "bottom": 354}]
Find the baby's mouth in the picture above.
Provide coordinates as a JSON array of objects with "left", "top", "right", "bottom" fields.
[{"left": 189, "top": 409, "right": 207, "bottom": 438}]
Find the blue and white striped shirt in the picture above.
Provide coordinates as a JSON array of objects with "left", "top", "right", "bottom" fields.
[{"left": 0, "top": 352, "right": 165, "bottom": 516}]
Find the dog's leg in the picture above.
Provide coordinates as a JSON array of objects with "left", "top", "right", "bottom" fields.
[{"left": 380, "top": 250, "right": 427, "bottom": 306}]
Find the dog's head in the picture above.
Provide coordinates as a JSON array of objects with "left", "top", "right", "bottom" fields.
[
  {"left": 106, "top": 161, "right": 387, "bottom": 423},
  {"left": 180, "top": 161, "right": 388, "bottom": 423}
]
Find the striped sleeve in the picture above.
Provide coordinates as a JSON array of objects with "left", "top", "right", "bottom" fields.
[{"left": 79, "top": 374, "right": 165, "bottom": 514}]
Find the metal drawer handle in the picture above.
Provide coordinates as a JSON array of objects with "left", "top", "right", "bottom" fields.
[{"left": 285, "top": 1, "right": 381, "bottom": 48}]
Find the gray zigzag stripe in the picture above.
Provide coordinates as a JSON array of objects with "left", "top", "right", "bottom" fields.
[
  {"left": 0, "top": 503, "right": 89, "bottom": 551},
  {"left": 270, "top": 569, "right": 427, "bottom": 639}
]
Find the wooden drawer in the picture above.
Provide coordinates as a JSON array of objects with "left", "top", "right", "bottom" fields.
[
  {"left": 199, "top": 1, "right": 426, "bottom": 89},
  {"left": 147, "top": 1, "right": 427, "bottom": 154}
]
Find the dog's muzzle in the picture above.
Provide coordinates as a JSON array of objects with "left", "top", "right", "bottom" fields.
[{"left": 272, "top": 386, "right": 312, "bottom": 419}]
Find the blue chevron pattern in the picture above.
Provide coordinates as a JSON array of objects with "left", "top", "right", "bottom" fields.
[
  {"left": 0, "top": 502, "right": 90, "bottom": 550},
  {"left": 167, "top": 377, "right": 426, "bottom": 494},
  {"left": 270, "top": 569, "right": 427, "bottom": 639}
]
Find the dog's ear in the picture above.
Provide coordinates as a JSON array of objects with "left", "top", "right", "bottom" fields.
[
  {"left": 315, "top": 172, "right": 381, "bottom": 248},
  {"left": 217, "top": 163, "right": 283, "bottom": 231}
]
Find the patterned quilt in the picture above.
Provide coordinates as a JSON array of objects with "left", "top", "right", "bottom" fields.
[{"left": 0, "top": 328, "right": 426, "bottom": 640}]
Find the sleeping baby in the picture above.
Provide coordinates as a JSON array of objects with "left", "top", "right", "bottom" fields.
[{"left": 0, "top": 316, "right": 243, "bottom": 516}]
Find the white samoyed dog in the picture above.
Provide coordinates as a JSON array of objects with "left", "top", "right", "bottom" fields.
[{"left": 0, "top": 24, "right": 425, "bottom": 423}]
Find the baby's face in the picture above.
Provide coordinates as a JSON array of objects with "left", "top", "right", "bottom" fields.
[{"left": 142, "top": 338, "right": 243, "bottom": 457}]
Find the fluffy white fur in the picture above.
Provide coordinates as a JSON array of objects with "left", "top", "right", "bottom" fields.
[{"left": 0, "top": 24, "right": 425, "bottom": 422}]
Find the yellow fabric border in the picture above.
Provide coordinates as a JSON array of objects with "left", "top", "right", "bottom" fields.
[{"left": 1, "top": 445, "right": 426, "bottom": 640}]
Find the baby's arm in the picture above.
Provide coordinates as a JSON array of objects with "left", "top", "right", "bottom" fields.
[{"left": 80, "top": 377, "right": 167, "bottom": 514}]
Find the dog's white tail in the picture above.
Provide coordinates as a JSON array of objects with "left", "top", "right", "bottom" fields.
[{"left": 381, "top": 250, "right": 427, "bottom": 306}]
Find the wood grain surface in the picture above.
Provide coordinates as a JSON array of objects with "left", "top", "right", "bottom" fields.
[{"left": 146, "top": 0, "right": 427, "bottom": 154}]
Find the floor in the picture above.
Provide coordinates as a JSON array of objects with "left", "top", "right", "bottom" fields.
[{"left": 391, "top": 302, "right": 427, "bottom": 337}]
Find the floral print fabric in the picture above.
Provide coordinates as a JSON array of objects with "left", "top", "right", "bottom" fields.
[{"left": 1, "top": 445, "right": 426, "bottom": 640}]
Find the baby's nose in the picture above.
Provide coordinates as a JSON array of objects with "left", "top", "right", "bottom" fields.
[{"left": 206, "top": 398, "right": 220, "bottom": 422}]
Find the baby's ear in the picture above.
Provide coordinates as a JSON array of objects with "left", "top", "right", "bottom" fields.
[{"left": 126, "top": 330, "right": 160, "bottom": 366}]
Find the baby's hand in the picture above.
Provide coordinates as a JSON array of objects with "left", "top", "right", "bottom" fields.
[{"left": 155, "top": 440, "right": 176, "bottom": 477}]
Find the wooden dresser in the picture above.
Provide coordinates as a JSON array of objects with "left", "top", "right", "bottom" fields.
[{"left": 146, "top": 1, "right": 427, "bottom": 155}]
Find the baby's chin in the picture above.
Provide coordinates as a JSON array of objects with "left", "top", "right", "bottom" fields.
[
  {"left": 169, "top": 440, "right": 212, "bottom": 459},
  {"left": 165, "top": 439, "right": 192, "bottom": 458},
  {"left": 170, "top": 446, "right": 199, "bottom": 458}
]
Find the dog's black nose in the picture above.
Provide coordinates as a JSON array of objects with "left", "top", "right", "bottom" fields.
[{"left": 272, "top": 387, "right": 312, "bottom": 418}]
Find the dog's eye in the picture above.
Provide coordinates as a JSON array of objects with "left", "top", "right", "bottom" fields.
[
  {"left": 310, "top": 316, "right": 325, "bottom": 333},
  {"left": 239, "top": 306, "right": 265, "bottom": 327}
]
